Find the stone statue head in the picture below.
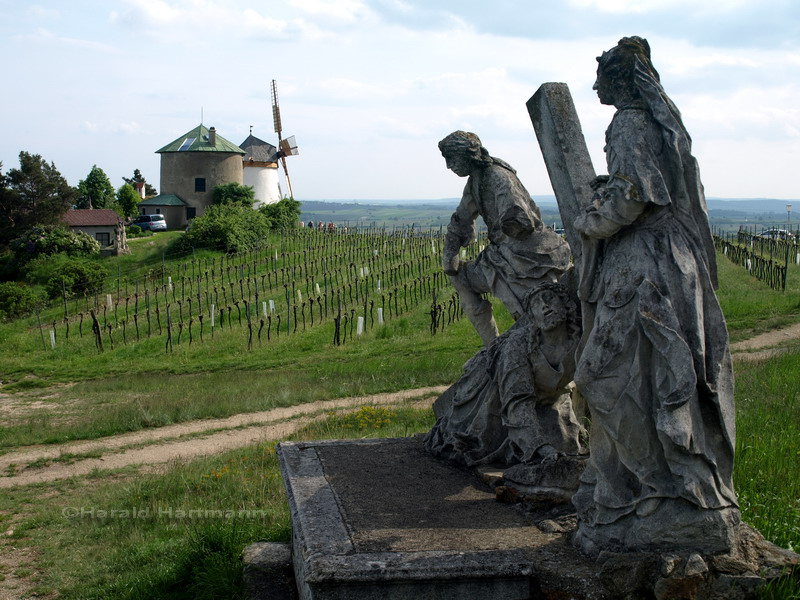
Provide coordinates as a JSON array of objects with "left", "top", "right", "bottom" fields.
[
  {"left": 594, "top": 36, "right": 660, "bottom": 107},
  {"left": 525, "top": 282, "right": 580, "bottom": 335},
  {"left": 438, "top": 131, "right": 493, "bottom": 176}
]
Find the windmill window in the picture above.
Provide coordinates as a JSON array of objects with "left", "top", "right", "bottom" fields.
[
  {"left": 178, "top": 137, "right": 196, "bottom": 151},
  {"left": 195, "top": 178, "right": 206, "bottom": 192}
]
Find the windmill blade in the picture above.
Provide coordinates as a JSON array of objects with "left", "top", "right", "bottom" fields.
[
  {"left": 271, "top": 80, "right": 283, "bottom": 136},
  {"left": 280, "top": 135, "right": 299, "bottom": 156},
  {"left": 271, "top": 79, "right": 295, "bottom": 199}
]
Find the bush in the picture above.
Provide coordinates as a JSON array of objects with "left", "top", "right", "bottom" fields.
[
  {"left": 259, "top": 197, "right": 301, "bottom": 231},
  {"left": 170, "top": 205, "right": 272, "bottom": 254},
  {"left": 25, "top": 253, "right": 78, "bottom": 287},
  {"left": 42, "top": 257, "right": 107, "bottom": 300},
  {"left": 212, "top": 182, "right": 255, "bottom": 208},
  {"left": 10, "top": 225, "right": 100, "bottom": 264},
  {"left": 0, "top": 281, "right": 41, "bottom": 320},
  {"left": 125, "top": 224, "right": 152, "bottom": 239}
]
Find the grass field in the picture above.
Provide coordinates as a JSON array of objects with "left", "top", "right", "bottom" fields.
[{"left": 0, "top": 226, "right": 798, "bottom": 599}]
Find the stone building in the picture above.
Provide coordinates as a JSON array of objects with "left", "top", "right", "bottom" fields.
[
  {"left": 141, "top": 124, "right": 246, "bottom": 229},
  {"left": 141, "top": 124, "right": 288, "bottom": 229}
]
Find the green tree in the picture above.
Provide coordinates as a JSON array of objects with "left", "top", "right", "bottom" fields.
[
  {"left": 122, "top": 168, "right": 157, "bottom": 198},
  {"left": 259, "top": 197, "right": 302, "bottom": 231},
  {"left": 212, "top": 182, "right": 255, "bottom": 208},
  {"left": 76, "top": 165, "right": 115, "bottom": 210},
  {"left": 0, "top": 163, "right": 17, "bottom": 248},
  {"left": 171, "top": 204, "right": 271, "bottom": 253},
  {"left": 0, "top": 152, "right": 77, "bottom": 248},
  {"left": 116, "top": 183, "right": 141, "bottom": 218}
]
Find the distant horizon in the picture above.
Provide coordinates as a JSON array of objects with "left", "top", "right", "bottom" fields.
[{"left": 299, "top": 196, "right": 800, "bottom": 205}]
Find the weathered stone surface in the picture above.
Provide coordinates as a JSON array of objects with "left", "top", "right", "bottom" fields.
[
  {"left": 438, "top": 130, "right": 571, "bottom": 346},
  {"left": 533, "top": 36, "right": 740, "bottom": 556},
  {"left": 591, "top": 525, "right": 799, "bottom": 600},
  {"left": 273, "top": 436, "right": 797, "bottom": 600},
  {"left": 242, "top": 542, "right": 297, "bottom": 600},
  {"left": 425, "top": 283, "right": 584, "bottom": 470},
  {"left": 502, "top": 455, "right": 587, "bottom": 506},
  {"left": 277, "top": 436, "right": 609, "bottom": 600},
  {"left": 527, "top": 82, "right": 596, "bottom": 265}
]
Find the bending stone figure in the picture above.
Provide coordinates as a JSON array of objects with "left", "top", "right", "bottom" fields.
[
  {"left": 425, "top": 282, "right": 582, "bottom": 467},
  {"left": 439, "top": 131, "right": 571, "bottom": 346},
  {"left": 571, "top": 37, "right": 739, "bottom": 555}
]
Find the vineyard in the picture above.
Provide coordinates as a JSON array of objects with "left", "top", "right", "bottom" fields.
[
  {"left": 714, "top": 226, "right": 800, "bottom": 291},
  {"left": 30, "top": 226, "right": 479, "bottom": 356},
  {"left": 16, "top": 219, "right": 800, "bottom": 364}
]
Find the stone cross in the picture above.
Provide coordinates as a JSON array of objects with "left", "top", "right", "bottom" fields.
[{"left": 526, "top": 83, "right": 596, "bottom": 265}]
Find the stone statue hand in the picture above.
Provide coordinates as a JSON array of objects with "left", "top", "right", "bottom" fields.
[
  {"left": 443, "top": 251, "right": 460, "bottom": 275},
  {"left": 573, "top": 212, "right": 590, "bottom": 236}
]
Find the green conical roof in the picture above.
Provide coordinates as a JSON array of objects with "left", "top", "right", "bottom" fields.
[{"left": 156, "top": 124, "right": 245, "bottom": 154}]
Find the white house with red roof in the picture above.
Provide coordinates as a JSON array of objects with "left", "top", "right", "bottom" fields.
[{"left": 62, "top": 209, "right": 128, "bottom": 256}]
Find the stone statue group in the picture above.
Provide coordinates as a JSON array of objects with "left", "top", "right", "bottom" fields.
[{"left": 425, "top": 37, "right": 740, "bottom": 558}]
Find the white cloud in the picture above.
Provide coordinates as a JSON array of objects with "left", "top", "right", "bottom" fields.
[
  {"left": 110, "top": 0, "right": 182, "bottom": 27},
  {"left": 567, "top": 0, "right": 749, "bottom": 14},
  {"left": 109, "top": 0, "right": 369, "bottom": 42},
  {"left": 28, "top": 5, "right": 60, "bottom": 19},
  {"left": 82, "top": 121, "right": 145, "bottom": 135},
  {"left": 289, "top": 0, "right": 373, "bottom": 22},
  {"left": 314, "top": 78, "right": 396, "bottom": 101},
  {"left": 567, "top": 0, "right": 664, "bottom": 14},
  {"left": 12, "top": 27, "right": 120, "bottom": 54}
]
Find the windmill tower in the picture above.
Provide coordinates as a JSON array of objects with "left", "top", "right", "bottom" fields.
[{"left": 271, "top": 80, "right": 299, "bottom": 199}]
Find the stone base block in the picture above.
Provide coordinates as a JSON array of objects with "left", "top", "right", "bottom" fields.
[
  {"left": 242, "top": 541, "right": 298, "bottom": 600},
  {"left": 267, "top": 436, "right": 798, "bottom": 600},
  {"left": 276, "top": 436, "right": 605, "bottom": 600}
]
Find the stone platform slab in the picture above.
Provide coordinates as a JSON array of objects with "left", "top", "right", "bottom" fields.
[{"left": 275, "top": 436, "right": 606, "bottom": 600}]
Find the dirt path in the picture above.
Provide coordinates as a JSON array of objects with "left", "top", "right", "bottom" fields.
[
  {"left": 730, "top": 322, "right": 800, "bottom": 352},
  {"left": 0, "top": 386, "right": 446, "bottom": 488},
  {"left": 3, "top": 321, "right": 798, "bottom": 490}
]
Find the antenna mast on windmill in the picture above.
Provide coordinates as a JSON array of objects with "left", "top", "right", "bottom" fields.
[{"left": 271, "top": 79, "right": 299, "bottom": 199}]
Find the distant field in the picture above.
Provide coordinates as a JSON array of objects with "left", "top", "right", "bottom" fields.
[
  {"left": 300, "top": 198, "right": 800, "bottom": 235},
  {"left": 300, "top": 200, "right": 565, "bottom": 230}
]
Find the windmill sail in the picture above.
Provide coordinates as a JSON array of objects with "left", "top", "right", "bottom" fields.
[{"left": 271, "top": 80, "right": 296, "bottom": 199}]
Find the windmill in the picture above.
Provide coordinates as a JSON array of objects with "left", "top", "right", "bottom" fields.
[{"left": 271, "top": 80, "right": 299, "bottom": 199}]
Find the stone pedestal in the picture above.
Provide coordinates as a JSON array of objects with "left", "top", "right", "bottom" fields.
[
  {"left": 275, "top": 436, "right": 605, "bottom": 600},
  {"left": 258, "top": 436, "right": 798, "bottom": 600}
]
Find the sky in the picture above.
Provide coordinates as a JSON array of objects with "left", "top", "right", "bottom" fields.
[{"left": 1, "top": 0, "right": 799, "bottom": 202}]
